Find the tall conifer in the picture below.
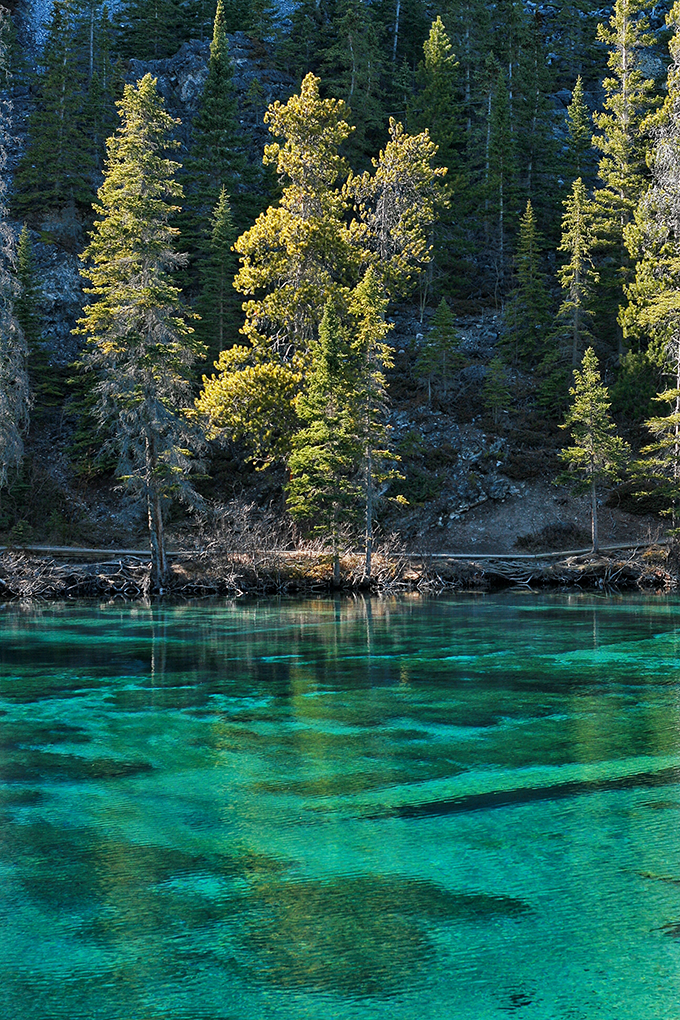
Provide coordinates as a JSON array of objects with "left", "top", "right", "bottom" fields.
[{"left": 74, "top": 75, "right": 205, "bottom": 588}]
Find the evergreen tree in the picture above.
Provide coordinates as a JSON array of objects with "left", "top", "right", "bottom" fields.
[
  {"left": 415, "top": 297, "right": 461, "bottom": 402},
  {"left": 74, "top": 75, "right": 205, "bottom": 588},
  {"left": 566, "top": 75, "right": 592, "bottom": 181},
  {"left": 286, "top": 301, "right": 361, "bottom": 583},
  {"left": 555, "top": 177, "right": 598, "bottom": 370},
  {"left": 559, "top": 346, "right": 629, "bottom": 552},
  {"left": 78, "top": 2, "right": 118, "bottom": 175},
  {"left": 485, "top": 63, "right": 516, "bottom": 287},
  {"left": 350, "top": 267, "right": 395, "bottom": 579},
  {"left": 591, "top": 0, "right": 657, "bottom": 354},
  {"left": 408, "top": 17, "right": 462, "bottom": 177},
  {"left": 503, "top": 199, "right": 552, "bottom": 366},
  {"left": 483, "top": 354, "right": 511, "bottom": 429},
  {"left": 115, "top": 0, "right": 186, "bottom": 59},
  {"left": 195, "top": 187, "right": 239, "bottom": 367},
  {"left": 347, "top": 117, "right": 447, "bottom": 300},
  {"left": 183, "top": 0, "right": 247, "bottom": 239},
  {"left": 622, "top": 0, "right": 680, "bottom": 368},
  {"left": 13, "top": 0, "right": 94, "bottom": 231},
  {"left": 15, "top": 225, "right": 40, "bottom": 354},
  {"left": 233, "top": 73, "right": 354, "bottom": 360},
  {"left": 0, "top": 16, "right": 28, "bottom": 492},
  {"left": 320, "top": 0, "right": 386, "bottom": 161},
  {"left": 621, "top": 2, "right": 680, "bottom": 464},
  {"left": 637, "top": 375, "right": 680, "bottom": 527}
]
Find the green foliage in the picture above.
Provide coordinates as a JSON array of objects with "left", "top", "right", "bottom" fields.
[
  {"left": 622, "top": 3, "right": 680, "bottom": 368},
  {"left": 483, "top": 355, "right": 511, "bottom": 429},
  {"left": 319, "top": 0, "right": 386, "bottom": 161},
  {"left": 197, "top": 345, "right": 302, "bottom": 463},
  {"left": 415, "top": 297, "right": 461, "bottom": 400},
  {"left": 74, "top": 74, "right": 205, "bottom": 584},
  {"left": 115, "top": 0, "right": 188, "bottom": 59},
  {"left": 13, "top": 0, "right": 95, "bottom": 227},
  {"left": 195, "top": 187, "right": 239, "bottom": 369},
  {"left": 566, "top": 76, "right": 592, "bottom": 181},
  {"left": 234, "top": 73, "right": 355, "bottom": 360},
  {"left": 559, "top": 347, "right": 630, "bottom": 549},
  {"left": 503, "top": 200, "right": 552, "bottom": 367},
  {"left": 286, "top": 302, "right": 362, "bottom": 553},
  {"left": 553, "top": 177, "right": 598, "bottom": 371},
  {"left": 347, "top": 118, "right": 447, "bottom": 300},
  {"left": 182, "top": 0, "right": 248, "bottom": 243},
  {"left": 591, "top": 0, "right": 657, "bottom": 352}
]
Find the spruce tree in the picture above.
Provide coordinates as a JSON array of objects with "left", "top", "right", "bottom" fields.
[
  {"left": 183, "top": 0, "right": 247, "bottom": 239},
  {"left": 0, "top": 16, "right": 28, "bottom": 492},
  {"left": 483, "top": 354, "right": 511, "bottom": 430},
  {"left": 559, "top": 347, "right": 629, "bottom": 553},
  {"left": 485, "top": 64, "right": 516, "bottom": 286},
  {"left": 286, "top": 302, "right": 361, "bottom": 583},
  {"left": 555, "top": 178, "right": 598, "bottom": 370},
  {"left": 350, "top": 267, "right": 395, "bottom": 580},
  {"left": 13, "top": 0, "right": 94, "bottom": 231},
  {"left": 415, "top": 297, "right": 461, "bottom": 402},
  {"left": 15, "top": 225, "right": 40, "bottom": 354},
  {"left": 320, "top": 0, "right": 386, "bottom": 162},
  {"left": 115, "top": 0, "right": 186, "bottom": 59},
  {"left": 566, "top": 75, "right": 592, "bottom": 181},
  {"left": 622, "top": 0, "right": 680, "bottom": 368},
  {"left": 74, "top": 75, "right": 205, "bottom": 588},
  {"left": 503, "top": 199, "right": 552, "bottom": 366},
  {"left": 621, "top": 2, "right": 680, "bottom": 484},
  {"left": 233, "top": 73, "right": 355, "bottom": 358},
  {"left": 408, "top": 17, "right": 462, "bottom": 178},
  {"left": 195, "top": 187, "right": 239, "bottom": 368},
  {"left": 591, "top": 0, "right": 657, "bottom": 354}
]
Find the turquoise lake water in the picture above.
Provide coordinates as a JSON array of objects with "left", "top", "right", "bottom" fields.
[{"left": 1, "top": 593, "right": 680, "bottom": 1019}]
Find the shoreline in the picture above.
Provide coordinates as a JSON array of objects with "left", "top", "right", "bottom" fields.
[{"left": 0, "top": 543, "right": 674, "bottom": 601}]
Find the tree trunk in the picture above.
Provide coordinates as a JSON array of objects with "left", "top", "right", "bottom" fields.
[
  {"left": 145, "top": 433, "right": 167, "bottom": 590},
  {"left": 365, "top": 444, "right": 373, "bottom": 580},
  {"left": 392, "top": 0, "right": 400, "bottom": 62},
  {"left": 591, "top": 476, "right": 599, "bottom": 554}
]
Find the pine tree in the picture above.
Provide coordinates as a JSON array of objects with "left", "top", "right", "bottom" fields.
[
  {"left": 415, "top": 297, "right": 461, "bottom": 402},
  {"left": 13, "top": 0, "right": 94, "bottom": 231},
  {"left": 286, "top": 302, "right": 361, "bottom": 583},
  {"left": 559, "top": 347, "right": 629, "bottom": 552},
  {"left": 503, "top": 199, "right": 552, "bottom": 366},
  {"left": 347, "top": 117, "right": 447, "bottom": 300},
  {"left": 233, "top": 73, "right": 355, "bottom": 359},
  {"left": 566, "top": 75, "right": 592, "bottom": 181},
  {"left": 195, "top": 187, "right": 239, "bottom": 368},
  {"left": 74, "top": 75, "right": 205, "bottom": 588},
  {"left": 0, "top": 13, "right": 28, "bottom": 492},
  {"left": 591, "top": 0, "right": 657, "bottom": 354}
]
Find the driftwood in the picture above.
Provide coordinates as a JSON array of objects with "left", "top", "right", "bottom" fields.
[{"left": 0, "top": 541, "right": 674, "bottom": 603}]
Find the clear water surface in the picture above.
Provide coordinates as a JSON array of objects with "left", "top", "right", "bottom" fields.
[{"left": 1, "top": 593, "right": 680, "bottom": 1019}]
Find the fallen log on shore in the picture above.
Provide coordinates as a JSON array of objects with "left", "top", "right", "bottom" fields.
[{"left": 0, "top": 542, "right": 673, "bottom": 601}]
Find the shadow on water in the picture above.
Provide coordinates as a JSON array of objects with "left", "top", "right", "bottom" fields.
[{"left": 243, "top": 874, "right": 529, "bottom": 997}]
